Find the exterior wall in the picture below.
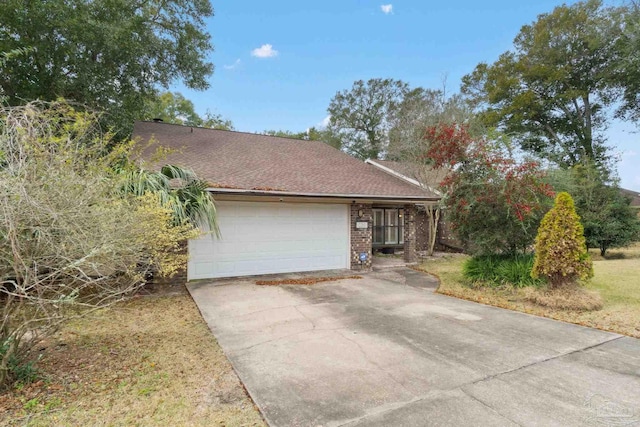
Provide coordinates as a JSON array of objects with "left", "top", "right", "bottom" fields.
[
  {"left": 403, "top": 204, "right": 417, "bottom": 263},
  {"left": 436, "top": 210, "right": 465, "bottom": 252},
  {"left": 350, "top": 203, "right": 373, "bottom": 270},
  {"left": 415, "top": 209, "right": 430, "bottom": 252}
]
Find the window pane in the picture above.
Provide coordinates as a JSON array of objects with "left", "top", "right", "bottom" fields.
[
  {"left": 373, "top": 226, "right": 384, "bottom": 244},
  {"left": 386, "top": 209, "right": 398, "bottom": 226},
  {"left": 373, "top": 209, "right": 383, "bottom": 227},
  {"left": 385, "top": 226, "right": 398, "bottom": 244}
]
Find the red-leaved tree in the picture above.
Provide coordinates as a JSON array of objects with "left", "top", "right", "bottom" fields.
[{"left": 428, "top": 124, "right": 554, "bottom": 255}]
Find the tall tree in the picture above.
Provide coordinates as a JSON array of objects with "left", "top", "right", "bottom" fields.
[
  {"left": 548, "top": 164, "right": 640, "bottom": 256},
  {"left": 0, "top": 0, "right": 214, "bottom": 138},
  {"left": 615, "top": 1, "right": 640, "bottom": 122},
  {"left": 144, "top": 91, "right": 234, "bottom": 130},
  {"left": 262, "top": 127, "right": 324, "bottom": 140},
  {"left": 461, "top": 0, "right": 626, "bottom": 169},
  {"left": 327, "top": 78, "right": 409, "bottom": 160},
  {"left": 388, "top": 88, "right": 478, "bottom": 161}
]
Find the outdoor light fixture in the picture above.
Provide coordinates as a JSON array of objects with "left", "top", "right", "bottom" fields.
[{"left": 358, "top": 209, "right": 364, "bottom": 218}]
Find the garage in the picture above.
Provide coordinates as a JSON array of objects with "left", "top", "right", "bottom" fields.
[{"left": 187, "top": 201, "right": 350, "bottom": 280}]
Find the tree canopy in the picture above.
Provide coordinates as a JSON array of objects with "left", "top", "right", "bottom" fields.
[
  {"left": 0, "top": 0, "right": 215, "bottom": 138},
  {"left": 461, "top": 0, "right": 627, "bottom": 169},
  {"left": 327, "top": 78, "right": 409, "bottom": 160},
  {"left": 143, "top": 91, "right": 234, "bottom": 130}
]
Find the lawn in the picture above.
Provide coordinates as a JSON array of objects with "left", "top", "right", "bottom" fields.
[
  {"left": 419, "top": 243, "right": 640, "bottom": 338},
  {"left": 0, "top": 289, "right": 265, "bottom": 426}
]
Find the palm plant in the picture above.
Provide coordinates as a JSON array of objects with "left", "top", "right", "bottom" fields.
[{"left": 120, "top": 164, "right": 219, "bottom": 235}]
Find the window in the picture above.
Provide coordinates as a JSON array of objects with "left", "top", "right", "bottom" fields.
[{"left": 372, "top": 208, "right": 404, "bottom": 245}]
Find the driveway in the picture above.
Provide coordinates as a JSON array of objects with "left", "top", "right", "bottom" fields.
[{"left": 188, "top": 268, "right": 640, "bottom": 427}]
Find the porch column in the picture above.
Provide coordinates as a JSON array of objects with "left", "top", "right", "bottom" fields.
[
  {"left": 350, "top": 203, "right": 372, "bottom": 270},
  {"left": 403, "top": 204, "right": 417, "bottom": 263}
]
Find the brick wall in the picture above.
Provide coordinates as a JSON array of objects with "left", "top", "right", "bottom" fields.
[
  {"left": 350, "top": 203, "right": 372, "bottom": 270},
  {"left": 415, "top": 209, "right": 430, "bottom": 251},
  {"left": 403, "top": 204, "right": 417, "bottom": 263}
]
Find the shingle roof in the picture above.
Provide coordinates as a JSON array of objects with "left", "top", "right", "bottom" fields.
[
  {"left": 133, "top": 122, "right": 438, "bottom": 199},
  {"left": 620, "top": 188, "right": 640, "bottom": 207},
  {"left": 370, "top": 159, "right": 448, "bottom": 188}
]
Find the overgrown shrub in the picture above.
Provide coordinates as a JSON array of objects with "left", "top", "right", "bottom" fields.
[
  {"left": 0, "top": 102, "right": 199, "bottom": 388},
  {"left": 428, "top": 124, "right": 555, "bottom": 255},
  {"left": 463, "top": 253, "right": 543, "bottom": 287},
  {"left": 531, "top": 192, "right": 593, "bottom": 287}
]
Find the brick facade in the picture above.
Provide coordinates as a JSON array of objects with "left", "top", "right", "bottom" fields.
[
  {"left": 403, "top": 204, "right": 417, "bottom": 263},
  {"left": 350, "top": 203, "right": 373, "bottom": 270},
  {"left": 415, "top": 209, "right": 430, "bottom": 252}
]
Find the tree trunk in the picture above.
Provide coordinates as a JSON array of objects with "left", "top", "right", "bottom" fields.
[
  {"left": 426, "top": 205, "right": 440, "bottom": 256},
  {"left": 600, "top": 244, "right": 607, "bottom": 257}
]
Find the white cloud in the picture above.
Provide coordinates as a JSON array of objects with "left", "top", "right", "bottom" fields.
[
  {"left": 223, "top": 59, "right": 241, "bottom": 70},
  {"left": 319, "top": 115, "right": 331, "bottom": 128},
  {"left": 251, "top": 44, "right": 278, "bottom": 58},
  {"left": 380, "top": 4, "right": 393, "bottom": 14}
]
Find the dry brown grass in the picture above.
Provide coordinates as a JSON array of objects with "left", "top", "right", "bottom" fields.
[
  {"left": 0, "top": 291, "right": 265, "bottom": 427},
  {"left": 522, "top": 286, "right": 603, "bottom": 311},
  {"left": 255, "top": 275, "right": 362, "bottom": 286},
  {"left": 419, "top": 243, "right": 640, "bottom": 338}
]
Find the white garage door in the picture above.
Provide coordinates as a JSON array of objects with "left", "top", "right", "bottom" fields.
[{"left": 188, "top": 201, "right": 350, "bottom": 280}]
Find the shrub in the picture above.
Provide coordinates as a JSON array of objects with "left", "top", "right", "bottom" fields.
[
  {"left": 431, "top": 125, "right": 555, "bottom": 255},
  {"left": 0, "top": 102, "right": 199, "bottom": 388},
  {"left": 531, "top": 192, "right": 593, "bottom": 287},
  {"left": 463, "top": 253, "right": 543, "bottom": 287}
]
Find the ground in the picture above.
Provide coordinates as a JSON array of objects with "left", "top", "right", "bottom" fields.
[
  {"left": 187, "top": 268, "right": 640, "bottom": 427},
  {"left": 0, "top": 288, "right": 265, "bottom": 426},
  {"left": 423, "top": 243, "right": 640, "bottom": 338}
]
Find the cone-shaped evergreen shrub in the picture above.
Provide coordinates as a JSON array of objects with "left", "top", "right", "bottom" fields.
[{"left": 532, "top": 192, "right": 593, "bottom": 287}]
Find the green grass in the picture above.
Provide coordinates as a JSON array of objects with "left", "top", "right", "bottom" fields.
[{"left": 418, "top": 244, "right": 640, "bottom": 338}]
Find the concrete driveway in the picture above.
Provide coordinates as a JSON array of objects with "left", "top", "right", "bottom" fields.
[{"left": 188, "top": 268, "right": 640, "bottom": 427}]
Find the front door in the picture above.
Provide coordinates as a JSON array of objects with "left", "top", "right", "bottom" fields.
[{"left": 372, "top": 208, "right": 404, "bottom": 246}]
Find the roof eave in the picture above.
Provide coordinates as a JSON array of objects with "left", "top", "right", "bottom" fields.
[{"left": 206, "top": 187, "right": 439, "bottom": 202}]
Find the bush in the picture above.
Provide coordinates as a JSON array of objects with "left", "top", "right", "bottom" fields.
[
  {"left": 0, "top": 339, "right": 40, "bottom": 386},
  {"left": 463, "top": 253, "right": 543, "bottom": 287},
  {"left": 431, "top": 125, "right": 555, "bottom": 255},
  {"left": 0, "top": 102, "right": 199, "bottom": 388},
  {"left": 531, "top": 192, "right": 593, "bottom": 287}
]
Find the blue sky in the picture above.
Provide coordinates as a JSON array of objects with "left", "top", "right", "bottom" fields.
[{"left": 173, "top": 0, "right": 639, "bottom": 190}]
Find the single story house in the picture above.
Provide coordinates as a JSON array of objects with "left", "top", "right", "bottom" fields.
[
  {"left": 364, "top": 159, "right": 463, "bottom": 252},
  {"left": 134, "top": 121, "right": 439, "bottom": 280},
  {"left": 620, "top": 188, "right": 640, "bottom": 214}
]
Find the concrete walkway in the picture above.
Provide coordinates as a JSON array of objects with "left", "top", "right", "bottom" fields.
[{"left": 188, "top": 268, "right": 640, "bottom": 427}]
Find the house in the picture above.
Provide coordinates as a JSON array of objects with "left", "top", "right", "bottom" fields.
[
  {"left": 133, "top": 121, "right": 439, "bottom": 280},
  {"left": 365, "top": 159, "right": 463, "bottom": 252},
  {"left": 620, "top": 188, "right": 640, "bottom": 214}
]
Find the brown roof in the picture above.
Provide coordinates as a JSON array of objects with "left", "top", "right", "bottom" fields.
[
  {"left": 621, "top": 188, "right": 640, "bottom": 207},
  {"left": 371, "top": 159, "right": 448, "bottom": 189},
  {"left": 133, "top": 122, "right": 438, "bottom": 200}
]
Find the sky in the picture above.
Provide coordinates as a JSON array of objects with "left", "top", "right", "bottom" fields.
[{"left": 172, "top": 0, "right": 639, "bottom": 191}]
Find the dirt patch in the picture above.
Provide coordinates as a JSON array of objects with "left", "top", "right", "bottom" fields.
[
  {"left": 0, "top": 294, "right": 265, "bottom": 426},
  {"left": 255, "top": 275, "right": 362, "bottom": 286}
]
